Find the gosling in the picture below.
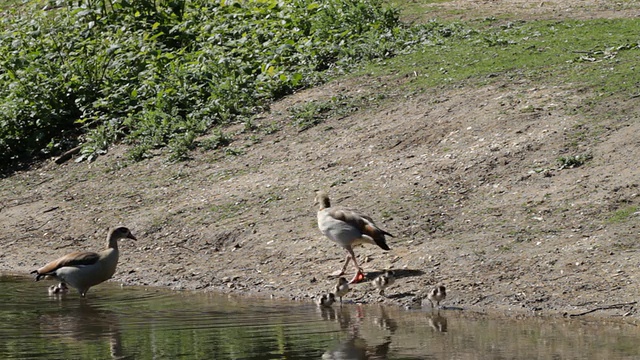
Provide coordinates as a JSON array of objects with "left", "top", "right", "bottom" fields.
[
  {"left": 333, "top": 277, "right": 350, "bottom": 304},
  {"left": 373, "top": 270, "right": 395, "bottom": 296},
  {"left": 427, "top": 285, "right": 446, "bottom": 309},
  {"left": 316, "top": 293, "right": 336, "bottom": 307},
  {"left": 48, "top": 283, "right": 69, "bottom": 296}
]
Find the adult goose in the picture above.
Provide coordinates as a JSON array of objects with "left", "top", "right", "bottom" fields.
[
  {"left": 31, "top": 226, "right": 137, "bottom": 297},
  {"left": 315, "top": 191, "right": 393, "bottom": 284}
]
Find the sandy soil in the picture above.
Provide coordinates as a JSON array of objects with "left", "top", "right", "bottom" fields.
[
  {"left": 407, "top": 0, "right": 640, "bottom": 22},
  {"left": 1, "top": 0, "right": 639, "bottom": 320}
]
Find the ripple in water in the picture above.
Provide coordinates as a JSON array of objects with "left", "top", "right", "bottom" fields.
[{"left": 2, "top": 273, "right": 640, "bottom": 360}]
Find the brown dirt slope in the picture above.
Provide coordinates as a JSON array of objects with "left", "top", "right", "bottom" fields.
[{"left": 1, "top": 1, "right": 639, "bottom": 319}]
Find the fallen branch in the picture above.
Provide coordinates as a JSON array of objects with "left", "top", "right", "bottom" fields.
[
  {"left": 565, "top": 301, "right": 637, "bottom": 317},
  {"left": 43, "top": 206, "right": 59, "bottom": 214},
  {"left": 54, "top": 145, "right": 82, "bottom": 165}
]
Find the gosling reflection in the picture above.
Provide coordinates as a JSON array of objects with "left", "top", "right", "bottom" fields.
[
  {"left": 373, "top": 306, "right": 398, "bottom": 334},
  {"left": 317, "top": 305, "right": 396, "bottom": 359},
  {"left": 316, "top": 303, "right": 354, "bottom": 331},
  {"left": 38, "top": 301, "right": 127, "bottom": 359},
  {"left": 427, "top": 313, "right": 448, "bottom": 333},
  {"left": 322, "top": 335, "right": 391, "bottom": 360},
  {"left": 317, "top": 304, "right": 401, "bottom": 334},
  {"left": 317, "top": 303, "right": 336, "bottom": 321}
]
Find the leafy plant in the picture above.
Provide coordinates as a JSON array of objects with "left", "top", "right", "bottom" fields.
[
  {"left": 2, "top": 0, "right": 638, "bottom": 174},
  {"left": 557, "top": 153, "right": 593, "bottom": 169},
  {"left": 200, "top": 129, "right": 232, "bottom": 151},
  {"left": 262, "top": 122, "right": 280, "bottom": 135},
  {"left": 0, "top": 0, "right": 404, "bottom": 173}
]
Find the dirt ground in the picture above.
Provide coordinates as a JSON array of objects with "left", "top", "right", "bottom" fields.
[
  {"left": 412, "top": 0, "right": 640, "bottom": 21},
  {"left": 1, "top": 0, "right": 639, "bottom": 320}
]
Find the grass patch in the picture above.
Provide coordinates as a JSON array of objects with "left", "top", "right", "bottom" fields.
[
  {"left": 357, "top": 19, "right": 640, "bottom": 98},
  {"left": 288, "top": 94, "right": 360, "bottom": 131},
  {"left": 199, "top": 129, "right": 232, "bottom": 152},
  {"left": 209, "top": 200, "right": 247, "bottom": 221},
  {"left": 608, "top": 205, "right": 639, "bottom": 224},
  {"left": 0, "top": 0, "right": 41, "bottom": 11}
]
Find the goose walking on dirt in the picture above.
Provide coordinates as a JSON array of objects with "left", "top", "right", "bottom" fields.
[
  {"left": 32, "top": 226, "right": 137, "bottom": 297},
  {"left": 315, "top": 191, "right": 393, "bottom": 284}
]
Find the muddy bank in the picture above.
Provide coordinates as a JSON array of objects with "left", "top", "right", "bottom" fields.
[{"left": 1, "top": 0, "right": 640, "bottom": 320}]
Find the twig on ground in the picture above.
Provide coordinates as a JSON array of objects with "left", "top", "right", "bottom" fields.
[
  {"left": 565, "top": 301, "right": 637, "bottom": 317},
  {"left": 176, "top": 244, "right": 196, "bottom": 253},
  {"left": 55, "top": 146, "right": 82, "bottom": 165}
]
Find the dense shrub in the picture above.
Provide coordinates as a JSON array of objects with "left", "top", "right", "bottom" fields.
[{"left": 0, "top": 0, "right": 447, "bottom": 172}]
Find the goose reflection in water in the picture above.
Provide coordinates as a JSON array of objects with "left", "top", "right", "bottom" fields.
[{"left": 37, "top": 301, "right": 126, "bottom": 359}]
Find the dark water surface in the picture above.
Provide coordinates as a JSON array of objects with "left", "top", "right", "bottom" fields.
[{"left": 1, "top": 274, "right": 639, "bottom": 359}]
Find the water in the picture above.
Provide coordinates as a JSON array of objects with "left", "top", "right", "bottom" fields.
[{"left": 1, "top": 274, "right": 639, "bottom": 359}]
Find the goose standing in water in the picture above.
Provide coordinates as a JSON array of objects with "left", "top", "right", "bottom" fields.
[
  {"left": 315, "top": 191, "right": 393, "bottom": 284},
  {"left": 32, "top": 226, "right": 137, "bottom": 297}
]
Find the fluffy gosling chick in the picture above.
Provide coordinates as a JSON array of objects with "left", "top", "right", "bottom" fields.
[
  {"left": 316, "top": 293, "right": 336, "bottom": 307},
  {"left": 333, "top": 277, "right": 350, "bottom": 304},
  {"left": 427, "top": 285, "right": 446, "bottom": 308},
  {"left": 48, "top": 282, "right": 69, "bottom": 296},
  {"left": 373, "top": 270, "right": 395, "bottom": 296}
]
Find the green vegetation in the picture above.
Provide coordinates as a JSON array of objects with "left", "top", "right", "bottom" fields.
[
  {"left": 557, "top": 153, "right": 593, "bottom": 169},
  {"left": 0, "top": 0, "right": 34, "bottom": 10},
  {"left": 289, "top": 94, "right": 360, "bottom": 131},
  {"left": 209, "top": 199, "right": 247, "bottom": 221},
  {"left": 0, "top": 0, "right": 401, "bottom": 172},
  {"left": 608, "top": 205, "right": 638, "bottom": 224},
  {"left": 1, "top": 0, "right": 638, "bottom": 174},
  {"left": 358, "top": 19, "right": 640, "bottom": 95}
]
